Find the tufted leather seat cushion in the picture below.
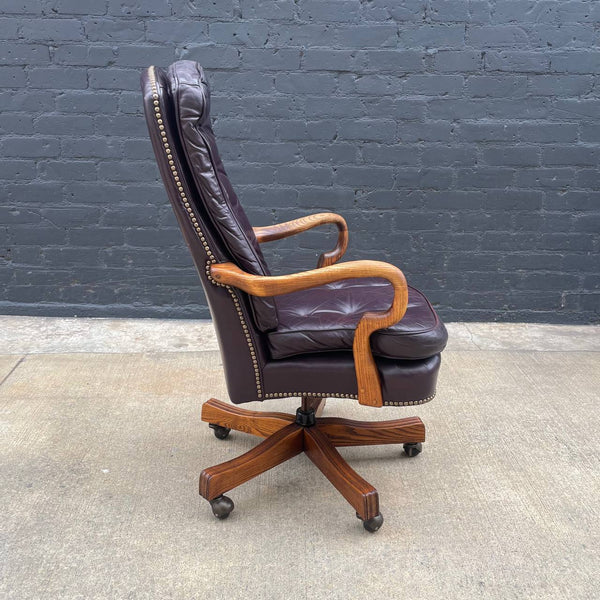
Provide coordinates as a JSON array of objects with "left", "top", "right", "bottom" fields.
[{"left": 268, "top": 279, "right": 448, "bottom": 361}]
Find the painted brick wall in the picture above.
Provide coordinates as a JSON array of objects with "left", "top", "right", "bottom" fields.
[{"left": 1, "top": 1, "right": 599, "bottom": 323}]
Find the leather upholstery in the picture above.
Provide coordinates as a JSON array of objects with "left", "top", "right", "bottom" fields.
[
  {"left": 269, "top": 280, "right": 447, "bottom": 360},
  {"left": 142, "top": 60, "right": 446, "bottom": 407},
  {"left": 142, "top": 65, "right": 273, "bottom": 402},
  {"left": 167, "top": 61, "right": 278, "bottom": 331}
]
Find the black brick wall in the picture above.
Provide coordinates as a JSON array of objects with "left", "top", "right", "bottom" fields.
[{"left": 1, "top": 1, "right": 599, "bottom": 323}]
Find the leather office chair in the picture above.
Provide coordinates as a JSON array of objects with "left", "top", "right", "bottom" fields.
[{"left": 141, "top": 61, "right": 447, "bottom": 532}]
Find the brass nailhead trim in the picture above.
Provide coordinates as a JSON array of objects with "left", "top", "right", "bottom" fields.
[
  {"left": 261, "top": 391, "right": 436, "bottom": 405},
  {"left": 383, "top": 393, "right": 436, "bottom": 407},
  {"left": 263, "top": 392, "right": 357, "bottom": 399},
  {"left": 148, "top": 66, "right": 262, "bottom": 398}
]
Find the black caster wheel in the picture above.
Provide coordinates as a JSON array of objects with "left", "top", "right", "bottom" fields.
[
  {"left": 362, "top": 513, "right": 384, "bottom": 533},
  {"left": 209, "top": 495, "right": 234, "bottom": 519},
  {"left": 403, "top": 442, "right": 422, "bottom": 457},
  {"left": 209, "top": 423, "right": 231, "bottom": 440}
]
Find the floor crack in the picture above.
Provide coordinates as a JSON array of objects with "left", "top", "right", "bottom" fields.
[
  {"left": 464, "top": 323, "right": 483, "bottom": 350},
  {"left": 0, "top": 355, "right": 26, "bottom": 388}
]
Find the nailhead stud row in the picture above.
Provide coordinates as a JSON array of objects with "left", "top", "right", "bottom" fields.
[
  {"left": 263, "top": 392, "right": 358, "bottom": 400},
  {"left": 262, "top": 392, "right": 436, "bottom": 405},
  {"left": 383, "top": 393, "right": 436, "bottom": 407}
]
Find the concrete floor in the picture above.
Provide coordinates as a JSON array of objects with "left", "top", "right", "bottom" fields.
[{"left": 1, "top": 317, "right": 599, "bottom": 600}]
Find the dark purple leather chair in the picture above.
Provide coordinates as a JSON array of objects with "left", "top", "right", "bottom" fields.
[{"left": 141, "top": 61, "right": 447, "bottom": 532}]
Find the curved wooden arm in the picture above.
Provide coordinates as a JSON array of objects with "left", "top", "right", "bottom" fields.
[
  {"left": 253, "top": 212, "right": 348, "bottom": 268},
  {"left": 211, "top": 260, "right": 408, "bottom": 407}
]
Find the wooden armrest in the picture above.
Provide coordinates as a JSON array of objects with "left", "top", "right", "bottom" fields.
[
  {"left": 211, "top": 260, "right": 408, "bottom": 407},
  {"left": 253, "top": 212, "right": 348, "bottom": 268}
]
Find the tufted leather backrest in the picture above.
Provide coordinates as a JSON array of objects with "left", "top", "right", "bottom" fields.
[{"left": 166, "top": 60, "right": 278, "bottom": 331}]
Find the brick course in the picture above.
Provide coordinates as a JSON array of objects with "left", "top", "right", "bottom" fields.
[{"left": 0, "top": 0, "right": 598, "bottom": 322}]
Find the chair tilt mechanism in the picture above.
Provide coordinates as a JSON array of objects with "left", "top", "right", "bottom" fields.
[{"left": 141, "top": 61, "right": 448, "bottom": 533}]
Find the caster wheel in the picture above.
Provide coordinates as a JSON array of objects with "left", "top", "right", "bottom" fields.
[
  {"left": 362, "top": 513, "right": 384, "bottom": 533},
  {"left": 209, "top": 423, "right": 231, "bottom": 440},
  {"left": 403, "top": 442, "right": 422, "bottom": 457},
  {"left": 209, "top": 495, "right": 234, "bottom": 519}
]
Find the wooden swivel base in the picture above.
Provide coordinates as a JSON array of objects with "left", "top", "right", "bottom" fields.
[{"left": 199, "top": 396, "right": 426, "bottom": 532}]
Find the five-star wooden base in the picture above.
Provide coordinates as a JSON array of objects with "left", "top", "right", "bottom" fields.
[{"left": 199, "top": 396, "right": 426, "bottom": 531}]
